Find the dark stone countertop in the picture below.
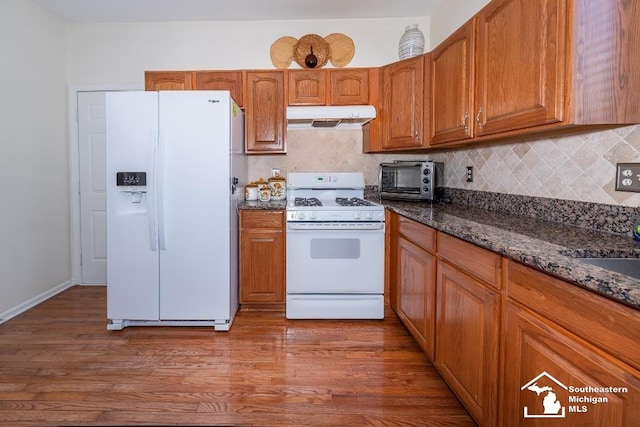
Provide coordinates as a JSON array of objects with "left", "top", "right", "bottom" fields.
[
  {"left": 383, "top": 200, "right": 640, "bottom": 311},
  {"left": 238, "top": 200, "right": 287, "bottom": 210},
  {"left": 237, "top": 198, "right": 640, "bottom": 310}
]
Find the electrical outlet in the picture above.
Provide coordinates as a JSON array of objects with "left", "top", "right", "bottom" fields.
[
  {"left": 616, "top": 163, "right": 640, "bottom": 192},
  {"left": 466, "top": 166, "right": 474, "bottom": 183}
]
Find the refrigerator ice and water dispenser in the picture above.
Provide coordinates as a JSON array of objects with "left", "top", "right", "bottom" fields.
[{"left": 116, "top": 172, "right": 147, "bottom": 215}]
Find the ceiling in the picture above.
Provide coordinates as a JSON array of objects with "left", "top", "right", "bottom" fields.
[{"left": 33, "top": 0, "right": 441, "bottom": 23}]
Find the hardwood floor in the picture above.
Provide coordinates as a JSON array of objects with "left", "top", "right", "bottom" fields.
[{"left": 0, "top": 286, "right": 476, "bottom": 426}]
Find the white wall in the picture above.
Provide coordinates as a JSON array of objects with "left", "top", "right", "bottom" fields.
[
  {"left": 66, "top": 17, "right": 429, "bottom": 85},
  {"left": 0, "top": 0, "right": 70, "bottom": 317},
  {"left": 429, "top": 0, "right": 490, "bottom": 47}
]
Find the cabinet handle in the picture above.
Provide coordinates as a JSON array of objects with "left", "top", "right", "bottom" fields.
[
  {"left": 476, "top": 107, "right": 483, "bottom": 132},
  {"left": 462, "top": 112, "right": 469, "bottom": 134},
  {"left": 415, "top": 130, "right": 419, "bottom": 140}
]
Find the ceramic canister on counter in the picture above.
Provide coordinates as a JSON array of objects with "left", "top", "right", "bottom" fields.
[
  {"left": 259, "top": 187, "right": 271, "bottom": 202},
  {"left": 255, "top": 178, "right": 269, "bottom": 192},
  {"left": 268, "top": 175, "right": 286, "bottom": 200},
  {"left": 244, "top": 182, "right": 258, "bottom": 201}
]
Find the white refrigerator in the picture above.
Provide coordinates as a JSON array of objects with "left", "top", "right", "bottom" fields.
[{"left": 105, "top": 91, "right": 246, "bottom": 331}]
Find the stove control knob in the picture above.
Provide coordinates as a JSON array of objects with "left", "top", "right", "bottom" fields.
[
  {"left": 297, "top": 212, "right": 305, "bottom": 220},
  {"left": 354, "top": 212, "right": 361, "bottom": 220},
  {"left": 310, "top": 212, "right": 317, "bottom": 220},
  {"left": 366, "top": 211, "right": 373, "bottom": 219}
]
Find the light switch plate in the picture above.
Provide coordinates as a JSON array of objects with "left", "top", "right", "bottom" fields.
[{"left": 615, "top": 163, "right": 640, "bottom": 192}]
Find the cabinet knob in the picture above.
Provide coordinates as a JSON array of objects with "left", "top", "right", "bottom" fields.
[{"left": 462, "top": 112, "right": 469, "bottom": 134}]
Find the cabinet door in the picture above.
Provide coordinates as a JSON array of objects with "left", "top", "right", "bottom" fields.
[
  {"left": 239, "top": 211, "right": 285, "bottom": 305},
  {"left": 382, "top": 56, "right": 425, "bottom": 149},
  {"left": 329, "top": 69, "right": 370, "bottom": 105},
  {"left": 239, "top": 229, "right": 285, "bottom": 304},
  {"left": 288, "top": 70, "right": 326, "bottom": 105},
  {"left": 430, "top": 21, "right": 475, "bottom": 145},
  {"left": 194, "top": 71, "right": 243, "bottom": 107},
  {"left": 502, "top": 303, "right": 640, "bottom": 426},
  {"left": 396, "top": 236, "right": 436, "bottom": 359},
  {"left": 144, "top": 71, "right": 193, "bottom": 90},
  {"left": 475, "top": 0, "right": 566, "bottom": 136},
  {"left": 245, "top": 72, "right": 286, "bottom": 153},
  {"left": 436, "top": 260, "right": 500, "bottom": 426}
]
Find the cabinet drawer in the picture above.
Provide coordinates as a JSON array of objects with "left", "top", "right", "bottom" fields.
[
  {"left": 437, "top": 232, "right": 501, "bottom": 290},
  {"left": 240, "top": 210, "right": 284, "bottom": 229},
  {"left": 397, "top": 216, "right": 435, "bottom": 253},
  {"left": 507, "top": 260, "right": 640, "bottom": 371}
]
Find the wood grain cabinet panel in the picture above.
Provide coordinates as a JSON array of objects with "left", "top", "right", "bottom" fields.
[
  {"left": 194, "top": 71, "right": 243, "bottom": 107},
  {"left": 245, "top": 71, "right": 286, "bottom": 153},
  {"left": 430, "top": 20, "right": 475, "bottom": 145},
  {"left": 329, "top": 69, "right": 370, "bottom": 105},
  {"left": 287, "top": 70, "right": 326, "bottom": 105},
  {"left": 475, "top": 0, "right": 565, "bottom": 137},
  {"left": 501, "top": 303, "right": 640, "bottom": 426},
  {"left": 396, "top": 235, "right": 436, "bottom": 359},
  {"left": 145, "top": 71, "right": 193, "bottom": 90},
  {"left": 435, "top": 259, "right": 501, "bottom": 427},
  {"left": 239, "top": 210, "right": 285, "bottom": 306},
  {"left": 381, "top": 56, "right": 426, "bottom": 149}
]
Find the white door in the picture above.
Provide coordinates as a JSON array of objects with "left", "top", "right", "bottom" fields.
[{"left": 78, "top": 91, "right": 107, "bottom": 283}]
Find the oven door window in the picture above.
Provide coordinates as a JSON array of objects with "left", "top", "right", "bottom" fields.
[
  {"left": 286, "top": 228, "right": 384, "bottom": 294},
  {"left": 310, "top": 238, "right": 360, "bottom": 259}
]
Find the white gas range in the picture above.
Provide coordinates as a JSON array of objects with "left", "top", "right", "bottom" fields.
[{"left": 285, "top": 172, "right": 385, "bottom": 320}]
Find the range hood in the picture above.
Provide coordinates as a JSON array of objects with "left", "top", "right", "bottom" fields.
[{"left": 286, "top": 105, "right": 376, "bottom": 129}]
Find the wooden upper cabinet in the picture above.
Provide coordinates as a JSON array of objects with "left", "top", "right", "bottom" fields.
[
  {"left": 430, "top": 20, "right": 475, "bottom": 145},
  {"left": 475, "top": 0, "right": 565, "bottom": 137},
  {"left": 288, "top": 70, "right": 327, "bottom": 105},
  {"left": 287, "top": 68, "right": 371, "bottom": 106},
  {"left": 245, "top": 71, "right": 286, "bottom": 153},
  {"left": 145, "top": 71, "right": 193, "bottom": 90},
  {"left": 194, "top": 71, "right": 243, "bottom": 107},
  {"left": 329, "top": 69, "right": 370, "bottom": 105},
  {"left": 569, "top": 0, "right": 640, "bottom": 124},
  {"left": 382, "top": 56, "right": 426, "bottom": 149}
]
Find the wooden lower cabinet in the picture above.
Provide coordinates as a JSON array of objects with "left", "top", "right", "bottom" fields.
[
  {"left": 396, "top": 235, "right": 436, "bottom": 359},
  {"left": 239, "top": 210, "right": 285, "bottom": 307},
  {"left": 502, "top": 261, "right": 640, "bottom": 426},
  {"left": 388, "top": 212, "right": 640, "bottom": 426},
  {"left": 436, "top": 259, "right": 501, "bottom": 426}
]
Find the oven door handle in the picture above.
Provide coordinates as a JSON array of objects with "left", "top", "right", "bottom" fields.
[{"left": 287, "top": 222, "right": 385, "bottom": 231}]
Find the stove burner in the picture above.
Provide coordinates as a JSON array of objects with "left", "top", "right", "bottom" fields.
[
  {"left": 294, "top": 197, "right": 322, "bottom": 207},
  {"left": 335, "top": 197, "right": 374, "bottom": 207}
]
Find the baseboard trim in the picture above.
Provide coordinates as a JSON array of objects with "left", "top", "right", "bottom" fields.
[{"left": 0, "top": 280, "right": 74, "bottom": 324}]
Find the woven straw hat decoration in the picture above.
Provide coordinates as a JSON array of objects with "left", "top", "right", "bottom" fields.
[{"left": 270, "top": 33, "right": 355, "bottom": 69}]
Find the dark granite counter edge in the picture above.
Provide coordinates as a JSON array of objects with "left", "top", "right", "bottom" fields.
[{"left": 384, "top": 202, "right": 640, "bottom": 311}]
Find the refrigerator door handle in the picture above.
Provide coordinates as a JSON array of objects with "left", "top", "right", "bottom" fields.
[
  {"left": 148, "top": 131, "right": 159, "bottom": 251},
  {"left": 157, "top": 131, "right": 167, "bottom": 250}
]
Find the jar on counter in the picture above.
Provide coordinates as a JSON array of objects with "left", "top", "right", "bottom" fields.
[
  {"left": 259, "top": 187, "right": 271, "bottom": 202},
  {"left": 268, "top": 175, "right": 286, "bottom": 200},
  {"left": 255, "top": 178, "right": 269, "bottom": 193},
  {"left": 244, "top": 182, "right": 258, "bottom": 201}
]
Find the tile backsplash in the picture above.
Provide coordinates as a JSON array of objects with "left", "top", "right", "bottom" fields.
[{"left": 247, "top": 124, "right": 640, "bottom": 208}]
